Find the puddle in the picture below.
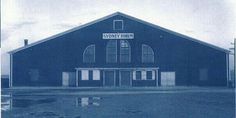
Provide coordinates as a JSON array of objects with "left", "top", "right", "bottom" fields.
[
  {"left": 1, "top": 100, "right": 11, "bottom": 111},
  {"left": 76, "top": 97, "right": 101, "bottom": 107},
  {"left": 120, "top": 108, "right": 142, "bottom": 114},
  {"left": 1, "top": 93, "right": 12, "bottom": 111},
  {"left": 12, "top": 98, "right": 56, "bottom": 108},
  {"left": 29, "top": 111, "right": 59, "bottom": 117},
  {"left": 1, "top": 96, "right": 56, "bottom": 111}
]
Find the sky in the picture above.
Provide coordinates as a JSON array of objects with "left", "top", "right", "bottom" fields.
[{"left": 1, "top": 0, "right": 236, "bottom": 75}]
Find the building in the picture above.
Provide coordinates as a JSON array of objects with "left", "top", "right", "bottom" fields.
[{"left": 8, "top": 12, "right": 230, "bottom": 87}]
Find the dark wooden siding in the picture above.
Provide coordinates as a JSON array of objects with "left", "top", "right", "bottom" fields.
[{"left": 12, "top": 15, "right": 227, "bottom": 86}]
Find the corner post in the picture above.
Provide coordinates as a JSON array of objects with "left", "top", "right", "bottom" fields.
[{"left": 75, "top": 68, "right": 79, "bottom": 87}]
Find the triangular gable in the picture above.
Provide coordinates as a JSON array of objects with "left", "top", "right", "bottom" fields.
[{"left": 9, "top": 12, "right": 229, "bottom": 54}]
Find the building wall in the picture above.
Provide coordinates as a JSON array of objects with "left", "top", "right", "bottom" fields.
[{"left": 11, "top": 15, "right": 227, "bottom": 86}]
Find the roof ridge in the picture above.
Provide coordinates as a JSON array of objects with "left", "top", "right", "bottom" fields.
[{"left": 8, "top": 12, "right": 229, "bottom": 54}]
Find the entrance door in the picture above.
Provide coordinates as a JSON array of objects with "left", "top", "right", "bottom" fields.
[
  {"left": 120, "top": 71, "right": 131, "bottom": 87},
  {"left": 104, "top": 71, "right": 115, "bottom": 86},
  {"left": 161, "top": 72, "right": 175, "bottom": 86}
]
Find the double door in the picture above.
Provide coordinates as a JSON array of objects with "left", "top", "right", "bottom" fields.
[{"left": 103, "top": 70, "right": 132, "bottom": 87}]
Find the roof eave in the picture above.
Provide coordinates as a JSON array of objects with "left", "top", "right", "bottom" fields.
[
  {"left": 8, "top": 12, "right": 121, "bottom": 54},
  {"left": 8, "top": 11, "right": 230, "bottom": 54}
]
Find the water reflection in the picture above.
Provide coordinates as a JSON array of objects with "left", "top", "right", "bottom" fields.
[
  {"left": 1, "top": 99, "right": 11, "bottom": 111},
  {"left": 1, "top": 93, "right": 12, "bottom": 111},
  {"left": 12, "top": 98, "right": 56, "bottom": 108},
  {"left": 1, "top": 92, "right": 102, "bottom": 112},
  {"left": 76, "top": 97, "right": 101, "bottom": 107},
  {"left": 1, "top": 92, "right": 56, "bottom": 111}
]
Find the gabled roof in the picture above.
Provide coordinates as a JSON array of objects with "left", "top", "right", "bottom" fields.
[{"left": 9, "top": 12, "right": 229, "bottom": 54}]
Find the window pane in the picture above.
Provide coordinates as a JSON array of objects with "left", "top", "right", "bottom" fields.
[
  {"left": 106, "top": 40, "right": 117, "bottom": 63},
  {"left": 83, "top": 45, "right": 95, "bottom": 63},
  {"left": 147, "top": 71, "right": 152, "bottom": 80},
  {"left": 81, "top": 70, "right": 89, "bottom": 80},
  {"left": 120, "top": 40, "right": 131, "bottom": 63},
  {"left": 136, "top": 71, "right": 141, "bottom": 80},
  {"left": 152, "top": 71, "right": 155, "bottom": 80},
  {"left": 142, "top": 44, "right": 154, "bottom": 63},
  {"left": 113, "top": 20, "right": 123, "bottom": 30},
  {"left": 93, "top": 70, "right": 100, "bottom": 80},
  {"left": 141, "top": 71, "right": 146, "bottom": 80}
]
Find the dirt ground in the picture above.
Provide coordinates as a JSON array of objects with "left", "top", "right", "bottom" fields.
[{"left": 1, "top": 87, "right": 235, "bottom": 118}]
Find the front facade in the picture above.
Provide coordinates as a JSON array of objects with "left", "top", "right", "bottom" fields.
[{"left": 9, "top": 12, "right": 229, "bottom": 87}]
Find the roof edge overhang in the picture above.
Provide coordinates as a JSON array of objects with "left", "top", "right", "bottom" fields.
[
  {"left": 116, "top": 12, "right": 230, "bottom": 53},
  {"left": 8, "top": 12, "right": 121, "bottom": 54},
  {"left": 8, "top": 12, "right": 230, "bottom": 54}
]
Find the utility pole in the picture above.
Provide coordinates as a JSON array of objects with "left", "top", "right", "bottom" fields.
[
  {"left": 234, "top": 38, "right": 236, "bottom": 88},
  {"left": 230, "top": 38, "right": 236, "bottom": 88}
]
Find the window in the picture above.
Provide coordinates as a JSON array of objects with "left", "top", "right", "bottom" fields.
[
  {"left": 106, "top": 40, "right": 117, "bottom": 63},
  {"left": 83, "top": 45, "right": 95, "bottom": 63},
  {"left": 89, "top": 70, "right": 93, "bottom": 80},
  {"left": 120, "top": 40, "right": 131, "bottom": 63},
  {"left": 147, "top": 71, "right": 152, "bottom": 80},
  {"left": 141, "top": 71, "right": 147, "bottom": 80},
  {"left": 81, "top": 70, "right": 89, "bottom": 80},
  {"left": 152, "top": 71, "right": 155, "bottom": 80},
  {"left": 142, "top": 44, "right": 154, "bottom": 63},
  {"left": 113, "top": 20, "right": 123, "bottom": 30},
  {"left": 136, "top": 71, "right": 141, "bottom": 80},
  {"left": 93, "top": 70, "right": 100, "bottom": 80}
]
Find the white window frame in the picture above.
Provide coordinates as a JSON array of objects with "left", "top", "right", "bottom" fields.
[
  {"left": 93, "top": 70, "right": 100, "bottom": 80},
  {"left": 81, "top": 70, "right": 89, "bottom": 80},
  {"left": 120, "top": 40, "right": 131, "bottom": 63},
  {"left": 152, "top": 70, "right": 155, "bottom": 80},
  {"left": 106, "top": 40, "right": 117, "bottom": 63},
  {"left": 113, "top": 20, "right": 124, "bottom": 30},
  {"left": 142, "top": 44, "right": 154, "bottom": 63},
  {"left": 133, "top": 71, "right": 136, "bottom": 80},
  {"left": 83, "top": 44, "right": 95, "bottom": 63},
  {"left": 141, "top": 71, "right": 147, "bottom": 80}
]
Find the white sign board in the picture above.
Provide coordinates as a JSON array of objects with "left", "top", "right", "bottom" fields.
[{"left": 102, "top": 33, "right": 134, "bottom": 39}]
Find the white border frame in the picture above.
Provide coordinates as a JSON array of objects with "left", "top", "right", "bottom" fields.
[
  {"left": 119, "top": 40, "right": 131, "bottom": 63},
  {"left": 142, "top": 44, "right": 154, "bottom": 63},
  {"left": 83, "top": 44, "right": 95, "bottom": 63},
  {"left": 113, "top": 20, "right": 124, "bottom": 30},
  {"left": 106, "top": 40, "right": 117, "bottom": 63}
]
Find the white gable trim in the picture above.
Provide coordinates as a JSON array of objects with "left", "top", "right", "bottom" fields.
[
  {"left": 8, "top": 12, "right": 120, "bottom": 54},
  {"left": 117, "top": 12, "right": 229, "bottom": 53}
]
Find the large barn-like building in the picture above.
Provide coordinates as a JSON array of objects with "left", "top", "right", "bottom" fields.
[{"left": 9, "top": 12, "right": 230, "bottom": 87}]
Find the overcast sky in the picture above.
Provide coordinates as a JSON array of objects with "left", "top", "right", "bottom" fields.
[{"left": 1, "top": 0, "right": 236, "bottom": 75}]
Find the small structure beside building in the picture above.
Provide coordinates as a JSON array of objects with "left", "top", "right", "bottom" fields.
[{"left": 1, "top": 75, "right": 9, "bottom": 88}]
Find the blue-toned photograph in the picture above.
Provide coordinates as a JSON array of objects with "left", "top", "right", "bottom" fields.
[{"left": 1, "top": 0, "right": 236, "bottom": 118}]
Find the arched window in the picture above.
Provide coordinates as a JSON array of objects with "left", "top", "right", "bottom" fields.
[
  {"left": 83, "top": 45, "right": 95, "bottom": 63},
  {"left": 142, "top": 44, "right": 154, "bottom": 63},
  {"left": 106, "top": 40, "right": 117, "bottom": 63},
  {"left": 120, "top": 40, "right": 131, "bottom": 63}
]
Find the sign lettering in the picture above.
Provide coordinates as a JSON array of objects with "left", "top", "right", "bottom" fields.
[{"left": 102, "top": 33, "right": 134, "bottom": 39}]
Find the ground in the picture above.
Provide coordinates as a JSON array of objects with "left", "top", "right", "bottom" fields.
[{"left": 1, "top": 87, "right": 235, "bottom": 118}]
